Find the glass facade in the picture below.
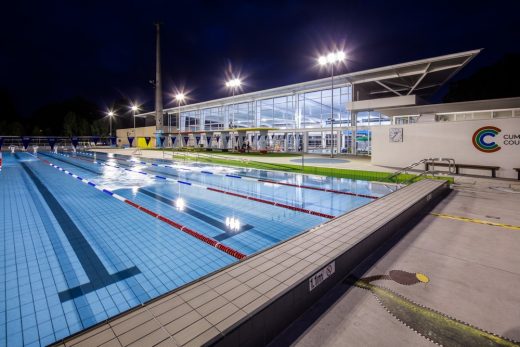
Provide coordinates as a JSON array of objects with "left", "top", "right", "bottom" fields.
[
  {"left": 166, "top": 83, "right": 392, "bottom": 155},
  {"left": 176, "top": 86, "right": 369, "bottom": 131}
]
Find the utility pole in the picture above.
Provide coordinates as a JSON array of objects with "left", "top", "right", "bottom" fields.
[{"left": 154, "top": 22, "right": 164, "bottom": 146}]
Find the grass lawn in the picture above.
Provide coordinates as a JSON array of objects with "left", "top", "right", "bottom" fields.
[
  {"left": 170, "top": 152, "right": 454, "bottom": 185},
  {"left": 147, "top": 147, "right": 300, "bottom": 157},
  {"left": 207, "top": 152, "right": 301, "bottom": 157}
]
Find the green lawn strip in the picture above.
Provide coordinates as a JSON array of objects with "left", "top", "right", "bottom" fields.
[
  {"left": 146, "top": 147, "right": 300, "bottom": 157},
  {"left": 209, "top": 152, "right": 300, "bottom": 157},
  {"left": 171, "top": 152, "right": 454, "bottom": 184}
]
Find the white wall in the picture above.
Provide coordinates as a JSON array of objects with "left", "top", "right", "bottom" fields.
[
  {"left": 116, "top": 126, "right": 158, "bottom": 147},
  {"left": 372, "top": 118, "right": 520, "bottom": 179}
]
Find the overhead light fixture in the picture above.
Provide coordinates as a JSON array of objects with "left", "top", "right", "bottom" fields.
[{"left": 225, "top": 78, "right": 241, "bottom": 88}]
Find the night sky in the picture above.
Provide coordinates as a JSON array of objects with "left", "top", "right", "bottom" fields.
[{"left": 1, "top": 0, "right": 519, "bottom": 117}]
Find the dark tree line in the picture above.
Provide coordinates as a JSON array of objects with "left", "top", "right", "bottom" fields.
[{"left": 0, "top": 93, "right": 138, "bottom": 136}]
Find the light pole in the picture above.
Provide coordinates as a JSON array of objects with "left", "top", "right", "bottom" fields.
[
  {"left": 225, "top": 78, "right": 241, "bottom": 149},
  {"left": 130, "top": 104, "right": 139, "bottom": 147},
  {"left": 175, "top": 92, "right": 185, "bottom": 148},
  {"left": 107, "top": 111, "right": 115, "bottom": 137},
  {"left": 318, "top": 51, "right": 346, "bottom": 158}
]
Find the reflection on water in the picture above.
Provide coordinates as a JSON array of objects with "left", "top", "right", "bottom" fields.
[{"left": 95, "top": 161, "right": 156, "bottom": 191}]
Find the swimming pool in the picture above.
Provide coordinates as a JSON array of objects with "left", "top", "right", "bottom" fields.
[{"left": 0, "top": 150, "right": 392, "bottom": 346}]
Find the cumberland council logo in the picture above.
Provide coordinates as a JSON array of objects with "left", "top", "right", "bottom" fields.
[{"left": 472, "top": 126, "right": 502, "bottom": 153}]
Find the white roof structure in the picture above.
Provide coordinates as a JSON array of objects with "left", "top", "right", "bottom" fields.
[{"left": 137, "top": 49, "right": 481, "bottom": 117}]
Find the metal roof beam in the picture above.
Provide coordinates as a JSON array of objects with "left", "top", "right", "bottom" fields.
[
  {"left": 407, "top": 62, "right": 431, "bottom": 95},
  {"left": 375, "top": 80, "right": 402, "bottom": 96},
  {"left": 369, "top": 83, "right": 441, "bottom": 95}
]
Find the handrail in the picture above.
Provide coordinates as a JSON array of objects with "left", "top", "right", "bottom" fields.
[
  {"left": 428, "top": 157, "right": 456, "bottom": 174},
  {"left": 387, "top": 158, "right": 431, "bottom": 181},
  {"left": 388, "top": 157, "right": 456, "bottom": 184}
]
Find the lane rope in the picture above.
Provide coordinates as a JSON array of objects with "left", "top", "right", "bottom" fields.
[
  {"left": 55, "top": 152, "right": 335, "bottom": 219},
  {"left": 31, "top": 154, "right": 246, "bottom": 260},
  {"left": 75, "top": 150, "right": 379, "bottom": 199}
]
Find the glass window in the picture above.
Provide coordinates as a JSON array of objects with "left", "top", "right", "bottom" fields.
[
  {"left": 182, "top": 110, "right": 200, "bottom": 131},
  {"left": 178, "top": 84, "right": 352, "bottom": 131},
  {"left": 492, "top": 110, "right": 512, "bottom": 119},
  {"left": 259, "top": 99, "right": 273, "bottom": 128},
  {"left": 394, "top": 116, "right": 409, "bottom": 125},
  {"left": 203, "top": 107, "right": 223, "bottom": 130}
]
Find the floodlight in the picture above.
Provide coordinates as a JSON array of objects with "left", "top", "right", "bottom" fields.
[{"left": 175, "top": 93, "right": 185, "bottom": 102}]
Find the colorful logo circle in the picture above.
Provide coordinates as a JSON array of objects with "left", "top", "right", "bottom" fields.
[{"left": 472, "top": 126, "right": 501, "bottom": 153}]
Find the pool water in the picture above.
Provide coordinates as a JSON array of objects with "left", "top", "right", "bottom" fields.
[{"left": 0, "top": 150, "right": 391, "bottom": 346}]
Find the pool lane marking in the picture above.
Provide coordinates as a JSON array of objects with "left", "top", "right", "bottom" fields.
[
  {"left": 17, "top": 156, "right": 141, "bottom": 302},
  {"left": 206, "top": 187, "right": 335, "bottom": 219},
  {"left": 38, "top": 157, "right": 246, "bottom": 260},
  {"left": 40, "top": 153, "right": 253, "bottom": 234},
  {"left": 40, "top": 151, "right": 101, "bottom": 174},
  {"left": 256, "top": 179, "right": 379, "bottom": 199},
  {"left": 430, "top": 212, "right": 520, "bottom": 231},
  {"left": 138, "top": 188, "right": 254, "bottom": 233},
  {"left": 77, "top": 151, "right": 378, "bottom": 199},
  {"left": 60, "top": 152, "right": 336, "bottom": 219}
]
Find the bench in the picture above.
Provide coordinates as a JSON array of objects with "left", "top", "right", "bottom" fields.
[
  {"left": 425, "top": 162, "right": 500, "bottom": 178},
  {"left": 515, "top": 168, "right": 520, "bottom": 180}
]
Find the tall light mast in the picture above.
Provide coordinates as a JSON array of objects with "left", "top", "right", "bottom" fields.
[{"left": 154, "top": 23, "right": 164, "bottom": 143}]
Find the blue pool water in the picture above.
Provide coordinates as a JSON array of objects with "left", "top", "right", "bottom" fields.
[{"left": 0, "top": 151, "right": 392, "bottom": 346}]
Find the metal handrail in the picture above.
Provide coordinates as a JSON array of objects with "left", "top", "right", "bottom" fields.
[
  {"left": 388, "top": 157, "right": 456, "bottom": 184},
  {"left": 400, "top": 169, "right": 437, "bottom": 185},
  {"left": 387, "top": 158, "right": 431, "bottom": 181},
  {"left": 427, "top": 158, "right": 456, "bottom": 174}
]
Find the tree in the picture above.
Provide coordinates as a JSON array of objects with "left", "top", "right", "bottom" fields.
[
  {"left": 91, "top": 118, "right": 108, "bottom": 136},
  {"left": 63, "top": 112, "right": 92, "bottom": 136},
  {"left": 33, "top": 96, "right": 102, "bottom": 135},
  {"left": 7, "top": 122, "right": 24, "bottom": 135},
  {"left": 31, "top": 125, "right": 43, "bottom": 136}
]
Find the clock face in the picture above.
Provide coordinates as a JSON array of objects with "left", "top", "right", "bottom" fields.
[{"left": 389, "top": 128, "right": 403, "bottom": 142}]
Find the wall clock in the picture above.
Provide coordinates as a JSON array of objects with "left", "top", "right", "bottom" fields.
[{"left": 389, "top": 128, "right": 403, "bottom": 142}]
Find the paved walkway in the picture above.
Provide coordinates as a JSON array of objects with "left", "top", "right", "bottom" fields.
[{"left": 271, "top": 181, "right": 520, "bottom": 346}]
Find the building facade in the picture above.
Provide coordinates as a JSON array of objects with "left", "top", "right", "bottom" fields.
[{"left": 126, "top": 50, "right": 485, "bottom": 154}]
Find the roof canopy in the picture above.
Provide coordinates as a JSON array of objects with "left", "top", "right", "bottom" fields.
[
  {"left": 349, "top": 49, "right": 481, "bottom": 99},
  {"left": 138, "top": 49, "right": 481, "bottom": 117}
]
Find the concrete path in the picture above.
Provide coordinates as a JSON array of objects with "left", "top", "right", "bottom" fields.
[{"left": 271, "top": 182, "right": 520, "bottom": 346}]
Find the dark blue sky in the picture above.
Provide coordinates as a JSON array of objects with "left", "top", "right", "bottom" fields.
[{"left": 1, "top": 0, "right": 519, "bottom": 116}]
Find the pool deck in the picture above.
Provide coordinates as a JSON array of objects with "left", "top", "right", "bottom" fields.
[
  {"left": 53, "top": 179, "right": 448, "bottom": 346},
  {"left": 271, "top": 180, "right": 520, "bottom": 346}
]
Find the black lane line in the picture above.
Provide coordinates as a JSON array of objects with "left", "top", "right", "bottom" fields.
[
  {"left": 54, "top": 152, "right": 258, "bottom": 240},
  {"left": 138, "top": 188, "right": 254, "bottom": 237},
  {"left": 39, "top": 152, "right": 101, "bottom": 175},
  {"left": 139, "top": 188, "right": 281, "bottom": 243},
  {"left": 18, "top": 157, "right": 141, "bottom": 302},
  {"left": 81, "top": 156, "right": 284, "bottom": 242}
]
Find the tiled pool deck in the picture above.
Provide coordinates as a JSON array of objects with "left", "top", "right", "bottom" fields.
[{"left": 54, "top": 179, "right": 447, "bottom": 346}]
